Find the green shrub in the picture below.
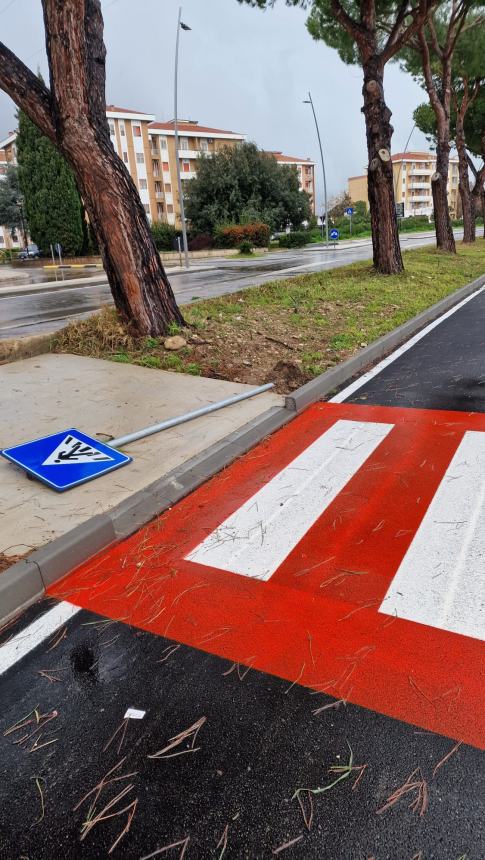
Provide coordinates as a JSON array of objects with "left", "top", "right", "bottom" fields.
[
  {"left": 151, "top": 221, "right": 179, "bottom": 251},
  {"left": 238, "top": 240, "right": 253, "bottom": 254},
  {"left": 278, "top": 231, "right": 308, "bottom": 248},
  {"left": 399, "top": 216, "right": 430, "bottom": 231},
  {"left": 214, "top": 222, "right": 270, "bottom": 248}
]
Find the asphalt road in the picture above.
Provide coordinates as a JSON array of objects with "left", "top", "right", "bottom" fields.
[
  {"left": 0, "top": 232, "right": 461, "bottom": 339},
  {"left": 1, "top": 283, "right": 484, "bottom": 857}
]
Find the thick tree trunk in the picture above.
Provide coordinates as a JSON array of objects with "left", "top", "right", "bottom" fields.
[
  {"left": 455, "top": 117, "right": 475, "bottom": 243},
  {"left": 362, "top": 58, "right": 403, "bottom": 274},
  {"left": 0, "top": 0, "right": 183, "bottom": 336},
  {"left": 41, "top": 0, "right": 184, "bottom": 335},
  {"left": 431, "top": 130, "right": 456, "bottom": 253}
]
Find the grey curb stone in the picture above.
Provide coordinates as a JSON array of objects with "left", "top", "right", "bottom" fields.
[
  {"left": 0, "top": 560, "right": 45, "bottom": 622},
  {"left": 285, "top": 273, "right": 485, "bottom": 412},
  {"left": 29, "top": 514, "right": 116, "bottom": 587},
  {"left": 110, "top": 490, "right": 173, "bottom": 539}
]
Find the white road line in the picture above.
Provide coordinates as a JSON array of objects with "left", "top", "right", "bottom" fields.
[
  {"left": 380, "top": 430, "right": 485, "bottom": 641},
  {"left": 0, "top": 601, "right": 80, "bottom": 676},
  {"left": 329, "top": 285, "right": 485, "bottom": 403},
  {"left": 186, "top": 419, "right": 393, "bottom": 580}
]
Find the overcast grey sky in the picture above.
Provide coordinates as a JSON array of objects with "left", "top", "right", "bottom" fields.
[{"left": 0, "top": 0, "right": 431, "bottom": 207}]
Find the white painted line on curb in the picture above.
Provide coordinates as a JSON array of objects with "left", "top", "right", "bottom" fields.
[
  {"left": 381, "top": 430, "right": 485, "bottom": 641},
  {"left": 186, "top": 419, "right": 393, "bottom": 580},
  {"left": 0, "top": 601, "right": 80, "bottom": 676},
  {"left": 329, "top": 285, "right": 485, "bottom": 403}
]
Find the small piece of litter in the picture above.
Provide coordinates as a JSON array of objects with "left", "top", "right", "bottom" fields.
[{"left": 124, "top": 708, "right": 146, "bottom": 720}]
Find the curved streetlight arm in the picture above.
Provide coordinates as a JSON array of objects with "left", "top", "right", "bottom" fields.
[{"left": 304, "top": 92, "right": 329, "bottom": 247}]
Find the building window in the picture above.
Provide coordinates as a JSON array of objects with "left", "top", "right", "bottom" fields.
[
  {"left": 143, "top": 204, "right": 150, "bottom": 214},
  {"left": 199, "top": 139, "right": 208, "bottom": 152},
  {"left": 133, "top": 125, "right": 141, "bottom": 137},
  {"left": 164, "top": 183, "right": 171, "bottom": 192},
  {"left": 180, "top": 137, "right": 189, "bottom": 150},
  {"left": 108, "top": 120, "right": 115, "bottom": 136},
  {"left": 139, "top": 178, "right": 147, "bottom": 190},
  {"left": 155, "top": 181, "right": 162, "bottom": 193},
  {"left": 157, "top": 203, "right": 164, "bottom": 216},
  {"left": 136, "top": 152, "right": 144, "bottom": 164},
  {"left": 182, "top": 160, "right": 190, "bottom": 172},
  {"left": 167, "top": 204, "right": 174, "bottom": 214},
  {"left": 123, "top": 151, "right": 128, "bottom": 163},
  {"left": 162, "top": 161, "right": 169, "bottom": 171},
  {"left": 119, "top": 120, "right": 125, "bottom": 136},
  {"left": 160, "top": 138, "right": 167, "bottom": 150}
]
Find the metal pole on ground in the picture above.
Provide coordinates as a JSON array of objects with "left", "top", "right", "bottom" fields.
[
  {"left": 174, "top": 7, "right": 191, "bottom": 270},
  {"left": 304, "top": 92, "right": 329, "bottom": 248},
  {"left": 110, "top": 384, "right": 275, "bottom": 448}
]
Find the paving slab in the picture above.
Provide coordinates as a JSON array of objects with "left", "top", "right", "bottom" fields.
[{"left": 0, "top": 354, "right": 281, "bottom": 555}]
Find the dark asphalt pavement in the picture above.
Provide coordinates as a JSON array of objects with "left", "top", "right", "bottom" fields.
[
  {"left": 1, "top": 271, "right": 484, "bottom": 859},
  {"left": 0, "top": 232, "right": 460, "bottom": 339}
]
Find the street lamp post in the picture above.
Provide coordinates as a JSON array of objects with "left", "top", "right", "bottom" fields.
[
  {"left": 174, "top": 7, "right": 191, "bottom": 269},
  {"left": 303, "top": 92, "right": 329, "bottom": 247}
]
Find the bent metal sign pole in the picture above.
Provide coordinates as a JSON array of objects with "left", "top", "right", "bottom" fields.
[{"left": 0, "top": 383, "right": 274, "bottom": 492}]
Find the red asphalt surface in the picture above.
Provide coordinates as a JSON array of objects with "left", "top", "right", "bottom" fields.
[{"left": 48, "top": 402, "right": 485, "bottom": 750}]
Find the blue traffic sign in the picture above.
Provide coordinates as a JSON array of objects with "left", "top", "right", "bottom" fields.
[
  {"left": 1, "top": 428, "right": 131, "bottom": 492},
  {"left": 330, "top": 229, "right": 340, "bottom": 240},
  {"left": 345, "top": 207, "right": 355, "bottom": 216}
]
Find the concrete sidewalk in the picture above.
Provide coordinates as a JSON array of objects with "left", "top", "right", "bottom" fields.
[{"left": 0, "top": 354, "right": 281, "bottom": 557}]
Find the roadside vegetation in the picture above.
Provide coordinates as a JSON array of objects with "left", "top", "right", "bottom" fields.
[{"left": 54, "top": 240, "right": 485, "bottom": 394}]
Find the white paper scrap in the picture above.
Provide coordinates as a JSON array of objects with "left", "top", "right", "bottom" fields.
[{"left": 124, "top": 708, "right": 146, "bottom": 720}]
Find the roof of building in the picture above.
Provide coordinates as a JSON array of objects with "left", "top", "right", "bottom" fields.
[
  {"left": 106, "top": 104, "right": 150, "bottom": 115},
  {"left": 267, "top": 151, "right": 315, "bottom": 165},
  {"left": 148, "top": 120, "right": 244, "bottom": 137},
  {"left": 348, "top": 174, "right": 367, "bottom": 181},
  {"left": 391, "top": 150, "right": 458, "bottom": 162}
]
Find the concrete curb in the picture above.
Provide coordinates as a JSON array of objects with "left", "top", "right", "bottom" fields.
[
  {"left": 285, "top": 272, "right": 485, "bottom": 412},
  {"left": 1, "top": 271, "right": 484, "bottom": 627},
  {"left": 0, "top": 332, "right": 54, "bottom": 365}
]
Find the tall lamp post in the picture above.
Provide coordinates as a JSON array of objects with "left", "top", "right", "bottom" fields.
[
  {"left": 303, "top": 92, "right": 329, "bottom": 247},
  {"left": 174, "top": 7, "right": 191, "bottom": 269}
]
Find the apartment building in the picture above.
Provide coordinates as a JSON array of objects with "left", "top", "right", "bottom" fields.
[
  {"left": 147, "top": 119, "right": 246, "bottom": 225},
  {"left": 0, "top": 131, "right": 20, "bottom": 250},
  {"left": 266, "top": 151, "right": 316, "bottom": 214},
  {"left": 348, "top": 151, "right": 460, "bottom": 218}
]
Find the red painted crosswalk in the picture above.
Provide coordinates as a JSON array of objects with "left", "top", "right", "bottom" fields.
[{"left": 48, "top": 402, "right": 485, "bottom": 749}]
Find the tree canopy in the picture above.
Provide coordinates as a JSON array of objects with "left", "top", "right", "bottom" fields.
[
  {"left": 185, "top": 142, "right": 312, "bottom": 234},
  {"left": 0, "top": 163, "right": 25, "bottom": 237},
  {"left": 16, "top": 108, "right": 85, "bottom": 256}
]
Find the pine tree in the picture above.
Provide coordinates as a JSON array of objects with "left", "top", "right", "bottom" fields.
[{"left": 16, "top": 109, "right": 85, "bottom": 257}]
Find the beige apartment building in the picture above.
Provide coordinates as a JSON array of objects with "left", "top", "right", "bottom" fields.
[
  {"left": 348, "top": 151, "right": 460, "bottom": 218},
  {"left": 0, "top": 131, "right": 20, "bottom": 250},
  {"left": 1, "top": 104, "right": 317, "bottom": 242},
  {"left": 265, "top": 151, "right": 316, "bottom": 214}
]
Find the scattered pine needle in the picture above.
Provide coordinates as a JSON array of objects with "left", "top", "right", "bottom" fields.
[
  {"left": 284, "top": 661, "right": 305, "bottom": 694},
  {"left": 432, "top": 740, "right": 462, "bottom": 778},
  {"left": 158, "top": 644, "right": 181, "bottom": 663},
  {"left": 31, "top": 776, "right": 45, "bottom": 825},
  {"left": 148, "top": 717, "right": 206, "bottom": 760},
  {"left": 272, "top": 834, "right": 303, "bottom": 854},
  {"left": 140, "top": 836, "right": 190, "bottom": 859},
  {"left": 376, "top": 767, "right": 428, "bottom": 817},
  {"left": 297, "top": 790, "right": 314, "bottom": 831},
  {"left": 216, "top": 824, "right": 229, "bottom": 859}
]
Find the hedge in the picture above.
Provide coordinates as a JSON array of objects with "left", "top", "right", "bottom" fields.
[
  {"left": 214, "top": 223, "right": 270, "bottom": 248},
  {"left": 278, "top": 231, "right": 308, "bottom": 248}
]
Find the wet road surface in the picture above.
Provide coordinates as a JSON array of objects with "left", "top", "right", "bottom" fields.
[
  {"left": 0, "top": 232, "right": 459, "bottom": 339},
  {"left": 1, "top": 280, "right": 484, "bottom": 858}
]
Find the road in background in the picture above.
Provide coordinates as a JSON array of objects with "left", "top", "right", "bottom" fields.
[{"left": 0, "top": 231, "right": 463, "bottom": 339}]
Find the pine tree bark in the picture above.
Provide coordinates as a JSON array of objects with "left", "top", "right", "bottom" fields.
[
  {"left": 455, "top": 114, "right": 475, "bottom": 243},
  {"left": 362, "top": 60, "right": 403, "bottom": 274},
  {"left": 0, "top": 0, "right": 184, "bottom": 336},
  {"left": 431, "top": 131, "right": 456, "bottom": 253}
]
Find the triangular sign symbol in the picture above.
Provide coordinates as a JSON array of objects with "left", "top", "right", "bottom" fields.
[{"left": 42, "top": 434, "right": 114, "bottom": 466}]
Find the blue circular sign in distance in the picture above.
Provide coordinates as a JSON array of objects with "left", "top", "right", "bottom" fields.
[{"left": 330, "top": 229, "right": 340, "bottom": 239}]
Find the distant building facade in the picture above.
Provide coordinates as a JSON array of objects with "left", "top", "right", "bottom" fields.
[
  {"left": 1, "top": 104, "right": 318, "bottom": 241},
  {"left": 348, "top": 151, "right": 460, "bottom": 218},
  {"left": 266, "top": 151, "right": 316, "bottom": 214}
]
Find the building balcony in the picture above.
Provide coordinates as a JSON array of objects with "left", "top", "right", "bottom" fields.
[
  {"left": 162, "top": 171, "right": 171, "bottom": 182},
  {"left": 410, "top": 195, "right": 432, "bottom": 202},
  {"left": 178, "top": 149, "right": 200, "bottom": 159},
  {"left": 155, "top": 191, "right": 164, "bottom": 199},
  {"left": 409, "top": 168, "right": 433, "bottom": 176},
  {"left": 180, "top": 170, "right": 197, "bottom": 180},
  {"left": 409, "top": 183, "right": 430, "bottom": 189}
]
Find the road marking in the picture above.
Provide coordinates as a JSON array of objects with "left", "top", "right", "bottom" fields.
[
  {"left": 381, "top": 430, "right": 485, "bottom": 641},
  {"left": 0, "top": 602, "right": 80, "bottom": 676},
  {"left": 186, "top": 419, "right": 393, "bottom": 580},
  {"left": 329, "top": 285, "right": 485, "bottom": 403}
]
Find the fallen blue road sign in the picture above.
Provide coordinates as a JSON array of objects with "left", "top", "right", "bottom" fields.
[{"left": 1, "top": 428, "right": 131, "bottom": 491}]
